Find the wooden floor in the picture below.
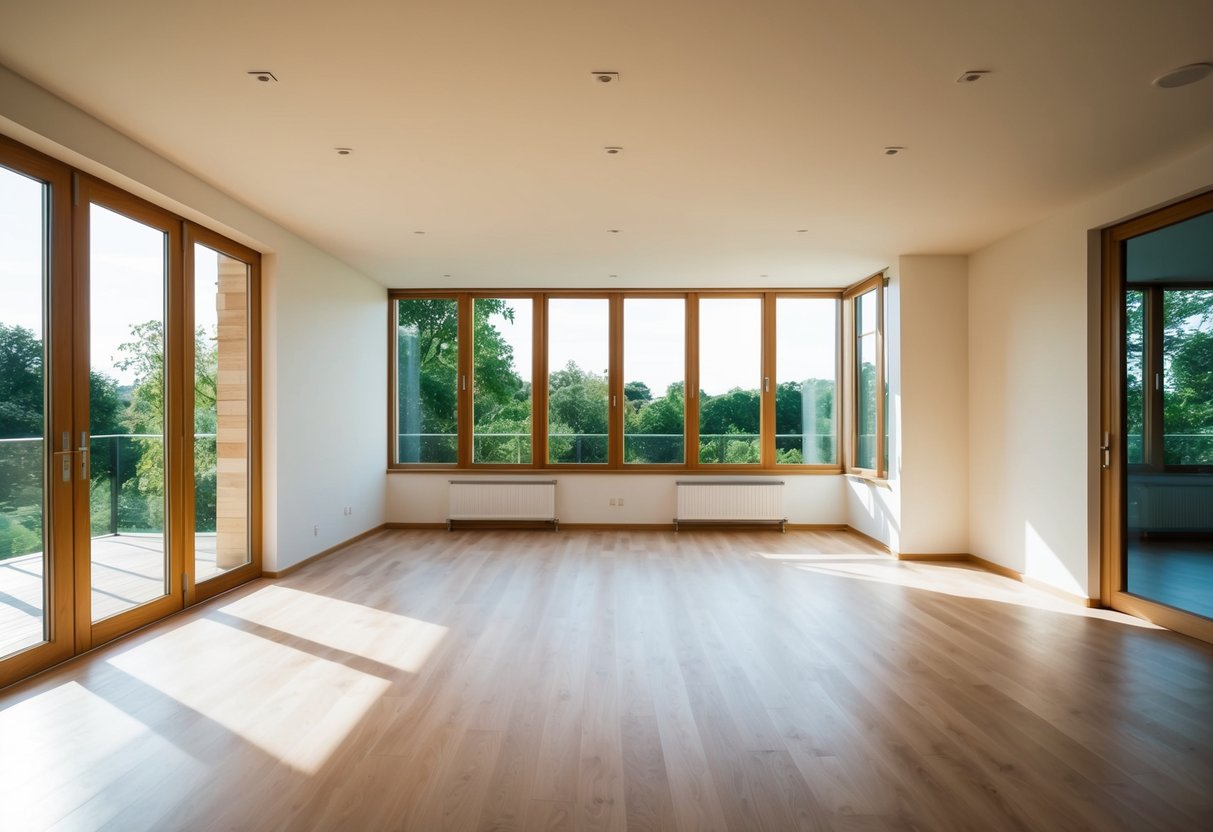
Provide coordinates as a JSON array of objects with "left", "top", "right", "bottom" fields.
[{"left": 2, "top": 529, "right": 1212, "bottom": 831}]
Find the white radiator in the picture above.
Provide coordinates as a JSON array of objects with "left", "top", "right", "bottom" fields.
[
  {"left": 1130, "top": 481, "right": 1213, "bottom": 532},
  {"left": 448, "top": 480, "right": 558, "bottom": 530},
  {"left": 675, "top": 481, "right": 786, "bottom": 531}
]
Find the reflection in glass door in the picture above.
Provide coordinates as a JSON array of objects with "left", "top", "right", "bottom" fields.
[
  {"left": 85, "top": 200, "right": 172, "bottom": 623},
  {"left": 191, "top": 242, "right": 252, "bottom": 583},
  {"left": 1120, "top": 206, "right": 1213, "bottom": 623},
  {"left": 0, "top": 165, "right": 50, "bottom": 657}
]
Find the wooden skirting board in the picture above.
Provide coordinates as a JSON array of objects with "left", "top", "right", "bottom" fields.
[{"left": 279, "top": 521, "right": 1097, "bottom": 607}]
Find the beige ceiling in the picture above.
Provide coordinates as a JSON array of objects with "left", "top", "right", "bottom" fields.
[{"left": 1, "top": 0, "right": 1211, "bottom": 288}]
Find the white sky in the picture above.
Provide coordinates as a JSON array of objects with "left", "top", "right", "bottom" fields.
[{"left": 2, "top": 167, "right": 221, "bottom": 389}]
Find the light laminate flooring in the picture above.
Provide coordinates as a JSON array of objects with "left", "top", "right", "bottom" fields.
[{"left": 2, "top": 529, "right": 1212, "bottom": 831}]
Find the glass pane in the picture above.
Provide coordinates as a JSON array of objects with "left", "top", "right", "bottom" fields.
[
  {"left": 883, "top": 286, "right": 889, "bottom": 474},
  {"left": 699, "top": 298, "right": 760, "bottom": 464},
  {"left": 855, "top": 294, "right": 878, "bottom": 472},
  {"left": 1162, "top": 289, "right": 1213, "bottom": 466},
  {"left": 473, "top": 299, "right": 532, "bottom": 464},
  {"left": 1124, "top": 210, "right": 1213, "bottom": 620},
  {"left": 775, "top": 297, "right": 836, "bottom": 465},
  {"left": 857, "top": 288, "right": 877, "bottom": 336},
  {"left": 1125, "top": 290, "right": 1144, "bottom": 464},
  {"left": 548, "top": 298, "right": 609, "bottom": 464},
  {"left": 0, "top": 165, "right": 48, "bottom": 657},
  {"left": 624, "top": 298, "right": 684, "bottom": 464},
  {"left": 89, "top": 204, "right": 168, "bottom": 621},
  {"left": 396, "top": 299, "right": 459, "bottom": 464},
  {"left": 194, "top": 245, "right": 251, "bottom": 581}
]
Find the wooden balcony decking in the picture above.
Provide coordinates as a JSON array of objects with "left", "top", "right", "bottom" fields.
[{"left": 0, "top": 534, "right": 233, "bottom": 658}]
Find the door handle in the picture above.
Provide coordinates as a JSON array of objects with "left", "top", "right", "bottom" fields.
[
  {"left": 1100, "top": 431, "right": 1111, "bottom": 469},
  {"left": 77, "top": 431, "right": 89, "bottom": 480}
]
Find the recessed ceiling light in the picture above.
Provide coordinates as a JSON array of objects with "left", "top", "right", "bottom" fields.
[
  {"left": 760, "top": 274, "right": 769, "bottom": 279},
  {"left": 334, "top": 147, "right": 353, "bottom": 156},
  {"left": 956, "top": 69, "right": 990, "bottom": 83},
  {"left": 796, "top": 229, "right": 808, "bottom": 233},
  {"left": 604, "top": 146, "right": 623, "bottom": 155},
  {"left": 1152, "top": 62, "right": 1213, "bottom": 89},
  {"left": 884, "top": 146, "right": 905, "bottom": 156},
  {"left": 592, "top": 71, "right": 620, "bottom": 84},
  {"left": 607, "top": 229, "right": 620, "bottom": 233},
  {"left": 608, "top": 274, "right": 618, "bottom": 278},
  {"left": 443, "top": 274, "right": 451, "bottom": 278},
  {"left": 247, "top": 71, "right": 278, "bottom": 83},
  {"left": 413, "top": 231, "right": 425, "bottom": 235}
]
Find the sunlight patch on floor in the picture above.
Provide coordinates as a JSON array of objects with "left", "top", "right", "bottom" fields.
[
  {"left": 219, "top": 584, "right": 448, "bottom": 673},
  {"left": 790, "top": 560, "right": 1161, "bottom": 627},
  {"left": 0, "top": 681, "right": 199, "bottom": 830},
  {"left": 107, "top": 618, "right": 390, "bottom": 774}
]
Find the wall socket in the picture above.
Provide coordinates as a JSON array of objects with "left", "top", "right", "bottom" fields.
[
  {"left": 608, "top": 497, "right": 625, "bottom": 507},
  {"left": 343, "top": 506, "right": 353, "bottom": 516},
  {"left": 313, "top": 524, "right": 320, "bottom": 536}
]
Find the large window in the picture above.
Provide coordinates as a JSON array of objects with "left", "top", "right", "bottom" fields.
[
  {"left": 847, "top": 274, "right": 886, "bottom": 476},
  {"left": 775, "top": 297, "right": 837, "bottom": 465},
  {"left": 472, "top": 298, "right": 533, "bottom": 464},
  {"left": 547, "top": 298, "right": 610, "bottom": 465},
  {"left": 624, "top": 298, "right": 685, "bottom": 464},
  {"left": 395, "top": 298, "right": 459, "bottom": 464},
  {"left": 388, "top": 290, "right": 845, "bottom": 472}
]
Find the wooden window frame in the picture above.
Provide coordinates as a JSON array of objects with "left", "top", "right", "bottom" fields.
[
  {"left": 843, "top": 273, "right": 886, "bottom": 478},
  {"left": 387, "top": 287, "right": 845, "bottom": 475}
]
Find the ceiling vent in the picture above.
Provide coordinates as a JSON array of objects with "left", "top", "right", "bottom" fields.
[{"left": 592, "top": 71, "right": 620, "bottom": 84}]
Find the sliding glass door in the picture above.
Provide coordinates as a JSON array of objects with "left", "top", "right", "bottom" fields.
[
  {"left": 0, "top": 140, "right": 74, "bottom": 687},
  {"left": 1104, "top": 191, "right": 1213, "bottom": 644},
  {"left": 1, "top": 136, "right": 260, "bottom": 686},
  {"left": 75, "top": 180, "right": 184, "bottom": 647}
]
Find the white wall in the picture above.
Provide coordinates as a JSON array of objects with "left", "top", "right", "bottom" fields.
[
  {"left": 969, "top": 139, "right": 1213, "bottom": 599},
  {"left": 898, "top": 255, "right": 969, "bottom": 555},
  {"left": 387, "top": 474, "right": 845, "bottom": 527},
  {"left": 0, "top": 65, "right": 387, "bottom": 571}
]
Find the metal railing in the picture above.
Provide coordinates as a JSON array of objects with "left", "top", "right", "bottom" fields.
[
  {"left": 0, "top": 433, "right": 218, "bottom": 560},
  {"left": 397, "top": 432, "right": 839, "bottom": 464}
]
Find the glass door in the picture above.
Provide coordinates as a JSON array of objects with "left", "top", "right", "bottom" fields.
[
  {"left": 0, "top": 141, "right": 74, "bottom": 687},
  {"left": 185, "top": 227, "right": 259, "bottom": 603},
  {"left": 75, "top": 180, "right": 184, "bottom": 649},
  {"left": 1104, "top": 192, "right": 1213, "bottom": 643}
]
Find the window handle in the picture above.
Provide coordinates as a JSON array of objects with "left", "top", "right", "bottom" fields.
[
  {"left": 1100, "top": 432, "right": 1111, "bottom": 469},
  {"left": 461, "top": 374, "right": 467, "bottom": 391},
  {"left": 612, "top": 395, "right": 617, "bottom": 407},
  {"left": 763, "top": 376, "right": 770, "bottom": 393}
]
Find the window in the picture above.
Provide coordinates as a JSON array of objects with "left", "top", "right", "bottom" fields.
[
  {"left": 775, "top": 297, "right": 837, "bottom": 465},
  {"left": 698, "top": 297, "right": 762, "bottom": 464},
  {"left": 472, "top": 298, "right": 533, "bottom": 464},
  {"left": 546, "top": 298, "right": 610, "bottom": 464},
  {"left": 388, "top": 290, "right": 846, "bottom": 472},
  {"left": 847, "top": 274, "right": 885, "bottom": 476},
  {"left": 624, "top": 298, "right": 686, "bottom": 464},
  {"left": 1162, "top": 289, "right": 1213, "bottom": 466},
  {"left": 394, "top": 298, "right": 459, "bottom": 464}
]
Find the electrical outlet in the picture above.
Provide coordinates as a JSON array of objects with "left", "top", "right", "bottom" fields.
[
  {"left": 609, "top": 498, "right": 617, "bottom": 506},
  {"left": 617, "top": 497, "right": 624, "bottom": 507},
  {"left": 313, "top": 524, "right": 320, "bottom": 536}
]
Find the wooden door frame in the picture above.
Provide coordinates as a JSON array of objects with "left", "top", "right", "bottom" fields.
[
  {"left": 0, "top": 137, "right": 76, "bottom": 687},
  {"left": 1100, "top": 189, "right": 1213, "bottom": 644},
  {"left": 72, "top": 175, "right": 186, "bottom": 651}
]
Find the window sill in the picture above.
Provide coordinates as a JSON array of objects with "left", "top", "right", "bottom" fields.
[
  {"left": 387, "top": 466, "right": 846, "bottom": 476},
  {"left": 847, "top": 473, "right": 892, "bottom": 488}
]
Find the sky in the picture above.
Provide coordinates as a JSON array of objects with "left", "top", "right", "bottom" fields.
[{"left": 2, "top": 169, "right": 221, "bottom": 391}]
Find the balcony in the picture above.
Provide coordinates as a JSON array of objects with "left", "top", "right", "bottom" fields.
[{"left": 0, "top": 434, "right": 230, "bottom": 658}]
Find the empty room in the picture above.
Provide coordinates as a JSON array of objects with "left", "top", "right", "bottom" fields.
[{"left": 2, "top": 1, "right": 1213, "bottom": 830}]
